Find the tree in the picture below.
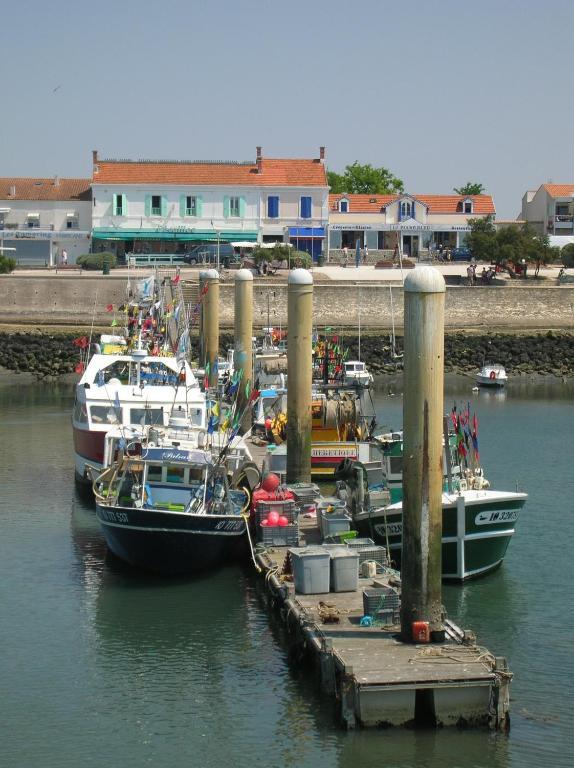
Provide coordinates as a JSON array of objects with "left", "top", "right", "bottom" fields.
[
  {"left": 466, "top": 215, "right": 497, "bottom": 263},
  {"left": 454, "top": 182, "right": 485, "bottom": 196},
  {"left": 561, "top": 243, "right": 574, "bottom": 269},
  {"left": 327, "top": 162, "right": 404, "bottom": 195}
]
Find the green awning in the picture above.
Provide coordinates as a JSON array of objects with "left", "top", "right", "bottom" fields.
[{"left": 92, "top": 229, "right": 259, "bottom": 242}]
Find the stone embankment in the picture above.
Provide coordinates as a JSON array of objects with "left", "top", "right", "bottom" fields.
[{"left": 1, "top": 329, "right": 573, "bottom": 380}]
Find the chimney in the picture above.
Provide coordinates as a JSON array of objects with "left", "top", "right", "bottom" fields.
[
  {"left": 92, "top": 150, "right": 98, "bottom": 164},
  {"left": 9, "top": 185, "right": 16, "bottom": 197},
  {"left": 256, "top": 146, "right": 262, "bottom": 173},
  {"left": 319, "top": 146, "right": 325, "bottom": 162}
]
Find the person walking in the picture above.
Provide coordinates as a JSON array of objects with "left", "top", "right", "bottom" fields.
[
  {"left": 61, "top": 249, "right": 68, "bottom": 266},
  {"left": 362, "top": 245, "right": 369, "bottom": 265},
  {"left": 342, "top": 245, "right": 348, "bottom": 267}
]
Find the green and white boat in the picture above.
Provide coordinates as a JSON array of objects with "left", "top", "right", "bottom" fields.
[{"left": 346, "top": 428, "right": 527, "bottom": 581}]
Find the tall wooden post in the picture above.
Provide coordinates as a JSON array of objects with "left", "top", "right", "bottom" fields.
[
  {"left": 400, "top": 266, "right": 446, "bottom": 643},
  {"left": 234, "top": 269, "right": 254, "bottom": 432},
  {"left": 198, "top": 270, "right": 207, "bottom": 367},
  {"left": 203, "top": 268, "right": 219, "bottom": 389},
  {"left": 286, "top": 268, "right": 313, "bottom": 484}
]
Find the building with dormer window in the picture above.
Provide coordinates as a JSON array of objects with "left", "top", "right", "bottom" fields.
[
  {"left": 328, "top": 193, "right": 495, "bottom": 258},
  {"left": 91, "top": 148, "right": 329, "bottom": 261}
]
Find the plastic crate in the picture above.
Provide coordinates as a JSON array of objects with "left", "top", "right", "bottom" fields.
[
  {"left": 260, "top": 523, "right": 299, "bottom": 547},
  {"left": 255, "top": 499, "right": 297, "bottom": 526},
  {"left": 345, "top": 539, "right": 389, "bottom": 567},
  {"left": 363, "top": 586, "right": 400, "bottom": 616},
  {"left": 287, "top": 482, "right": 321, "bottom": 504}
]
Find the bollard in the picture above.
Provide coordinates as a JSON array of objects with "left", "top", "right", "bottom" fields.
[
  {"left": 400, "top": 266, "right": 446, "bottom": 643},
  {"left": 202, "top": 269, "right": 219, "bottom": 389},
  {"left": 234, "top": 269, "right": 254, "bottom": 432},
  {"left": 286, "top": 268, "right": 313, "bottom": 484}
]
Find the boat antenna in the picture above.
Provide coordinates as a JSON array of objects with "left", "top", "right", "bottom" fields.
[{"left": 358, "top": 285, "right": 361, "bottom": 361}]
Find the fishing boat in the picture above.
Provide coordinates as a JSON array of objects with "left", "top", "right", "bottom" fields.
[
  {"left": 93, "top": 438, "right": 250, "bottom": 575},
  {"left": 341, "top": 360, "right": 374, "bottom": 388},
  {"left": 73, "top": 342, "right": 204, "bottom": 485},
  {"left": 352, "top": 482, "right": 527, "bottom": 581},
  {"left": 340, "top": 408, "right": 527, "bottom": 581},
  {"left": 476, "top": 363, "right": 507, "bottom": 387},
  {"left": 73, "top": 273, "right": 206, "bottom": 486}
]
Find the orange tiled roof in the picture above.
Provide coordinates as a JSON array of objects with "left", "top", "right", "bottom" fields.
[
  {"left": 542, "top": 184, "right": 574, "bottom": 198},
  {"left": 0, "top": 178, "right": 91, "bottom": 201},
  {"left": 330, "top": 193, "right": 495, "bottom": 215},
  {"left": 93, "top": 158, "right": 328, "bottom": 187}
]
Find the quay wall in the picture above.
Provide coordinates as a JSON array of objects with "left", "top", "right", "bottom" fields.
[{"left": 0, "top": 275, "right": 574, "bottom": 329}]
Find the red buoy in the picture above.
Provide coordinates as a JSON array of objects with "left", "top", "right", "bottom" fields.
[{"left": 261, "top": 473, "right": 280, "bottom": 493}]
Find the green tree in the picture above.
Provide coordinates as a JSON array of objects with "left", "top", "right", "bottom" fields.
[
  {"left": 454, "top": 182, "right": 485, "bottom": 195},
  {"left": 560, "top": 243, "right": 574, "bottom": 269},
  {"left": 466, "top": 215, "right": 497, "bottom": 262},
  {"left": 0, "top": 255, "right": 16, "bottom": 274},
  {"left": 327, "top": 162, "right": 404, "bottom": 194}
]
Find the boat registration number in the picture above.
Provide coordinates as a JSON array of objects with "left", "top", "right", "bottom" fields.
[
  {"left": 99, "top": 508, "right": 129, "bottom": 524},
  {"left": 374, "top": 522, "right": 402, "bottom": 537},
  {"left": 215, "top": 520, "right": 244, "bottom": 532},
  {"left": 475, "top": 509, "right": 519, "bottom": 525}
]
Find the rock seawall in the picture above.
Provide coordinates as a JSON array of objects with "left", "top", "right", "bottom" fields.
[{"left": 0, "top": 329, "right": 573, "bottom": 380}]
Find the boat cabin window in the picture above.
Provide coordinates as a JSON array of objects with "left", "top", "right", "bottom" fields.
[
  {"left": 188, "top": 407, "right": 204, "bottom": 427},
  {"left": 73, "top": 400, "right": 88, "bottom": 424},
  {"left": 90, "top": 405, "right": 120, "bottom": 424},
  {"left": 97, "top": 361, "right": 130, "bottom": 385},
  {"left": 147, "top": 464, "right": 163, "bottom": 482},
  {"left": 389, "top": 456, "right": 403, "bottom": 475},
  {"left": 130, "top": 407, "right": 164, "bottom": 426},
  {"left": 166, "top": 465, "right": 186, "bottom": 484},
  {"left": 139, "top": 362, "right": 178, "bottom": 385}
]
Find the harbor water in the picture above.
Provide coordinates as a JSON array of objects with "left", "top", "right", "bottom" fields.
[{"left": 0, "top": 375, "right": 573, "bottom": 768}]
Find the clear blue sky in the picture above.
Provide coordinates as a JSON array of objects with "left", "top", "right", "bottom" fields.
[{"left": 1, "top": 0, "right": 572, "bottom": 218}]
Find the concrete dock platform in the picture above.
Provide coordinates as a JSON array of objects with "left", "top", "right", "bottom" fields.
[{"left": 254, "top": 519, "right": 511, "bottom": 730}]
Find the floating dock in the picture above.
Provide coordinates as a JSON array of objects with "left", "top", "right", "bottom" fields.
[{"left": 253, "top": 516, "right": 511, "bottom": 730}]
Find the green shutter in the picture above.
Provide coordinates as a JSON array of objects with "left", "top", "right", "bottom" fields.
[
  {"left": 223, "top": 196, "right": 230, "bottom": 218},
  {"left": 179, "top": 194, "right": 186, "bottom": 217},
  {"left": 112, "top": 194, "right": 117, "bottom": 215},
  {"left": 239, "top": 197, "right": 246, "bottom": 218},
  {"left": 145, "top": 195, "right": 151, "bottom": 217},
  {"left": 196, "top": 196, "right": 203, "bottom": 217},
  {"left": 122, "top": 194, "right": 128, "bottom": 216},
  {"left": 161, "top": 195, "right": 168, "bottom": 217}
]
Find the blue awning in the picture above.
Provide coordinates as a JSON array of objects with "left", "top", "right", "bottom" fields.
[{"left": 288, "top": 227, "right": 325, "bottom": 238}]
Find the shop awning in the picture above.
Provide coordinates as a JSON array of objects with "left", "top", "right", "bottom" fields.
[
  {"left": 92, "top": 229, "right": 259, "bottom": 242},
  {"left": 288, "top": 227, "right": 325, "bottom": 238}
]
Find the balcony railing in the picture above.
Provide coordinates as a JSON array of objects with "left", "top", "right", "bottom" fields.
[{"left": 554, "top": 214, "right": 573, "bottom": 222}]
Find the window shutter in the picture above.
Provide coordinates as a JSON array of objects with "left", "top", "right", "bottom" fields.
[
  {"left": 122, "top": 194, "right": 128, "bottom": 216},
  {"left": 112, "top": 194, "right": 117, "bottom": 215},
  {"left": 161, "top": 195, "right": 168, "bottom": 217},
  {"left": 301, "top": 196, "right": 311, "bottom": 218},
  {"left": 223, "top": 196, "right": 230, "bottom": 218},
  {"left": 145, "top": 195, "right": 152, "bottom": 217},
  {"left": 196, "top": 196, "right": 203, "bottom": 217},
  {"left": 239, "top": 196, "right": 246, "bottom": 218},
  {"left": 274, "top": 196, "right": 280, "bottom": 217}
]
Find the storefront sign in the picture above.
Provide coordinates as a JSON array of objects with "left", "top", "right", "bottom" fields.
[
  {"left": 330, "top": 224, "right": 374, "bottom": 231},
  {"left": 0, "top": 229, "right": 90, "bottom": 240}
]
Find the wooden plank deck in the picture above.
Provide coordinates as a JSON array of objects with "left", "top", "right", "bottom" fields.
[{"left": 254, "top": 516, "right": 510, "bottom": 729}]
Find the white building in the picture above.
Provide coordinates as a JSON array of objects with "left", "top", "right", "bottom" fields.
[
  {"left": 91, "top": 148, "right": 329, "bottom": 260},
  {"left": 0, "top": 178, "right": 91, "bottom": 265},
  {"left": 328, "top": 193, "right": 496, "bottom": 258},
  {"left": 521, "top": 184, "right": 574, "bottom": 238}
]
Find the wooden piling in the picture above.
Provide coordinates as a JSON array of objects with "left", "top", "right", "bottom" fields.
[
  {"left": 234, "top": 269, "right": 253, "bottom": 432},
  {"left": 286, "top": 268, "right": 313, "bottom": 484},
  {"left": 400, "top": 266, "right": 446, "bottom": 643},
  {"left": 202, "top": 269, "right": 219, "bottom": 389}
]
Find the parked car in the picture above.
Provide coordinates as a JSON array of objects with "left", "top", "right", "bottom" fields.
[
  {"left": 182, "top": 244, "right": 239, "bottom": 267},
  {"left": 450, "top": 246, "right": 473, "bottom": 261}
]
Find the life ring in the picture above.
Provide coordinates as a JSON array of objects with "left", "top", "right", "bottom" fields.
[{"left": 489, "top": 370, "right": 496, "bottom": 380}]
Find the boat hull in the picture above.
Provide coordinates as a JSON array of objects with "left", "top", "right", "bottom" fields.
[
  {"left": 95, "top": 503, "right": 247, "bottom": 575},
  {"left": 353, "top": 491, "right": 527, "bottom": 581},
  {"left": 476, "top": 375, "right": 506, "bottom": 388}
]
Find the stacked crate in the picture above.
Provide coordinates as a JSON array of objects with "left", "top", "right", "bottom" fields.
[
  {"left": 255, "top": 498, "right": 299, "bottom": 547},
  {"left": 345, "top": 537, "right": 389, "bottom": 570}
]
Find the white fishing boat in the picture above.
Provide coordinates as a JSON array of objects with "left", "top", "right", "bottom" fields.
[
  {"left": 341, "top": 360, "right": 374, "bottom": 388},
  {"left": 476, "top": 363, "right": 507, "bottom": 387}
]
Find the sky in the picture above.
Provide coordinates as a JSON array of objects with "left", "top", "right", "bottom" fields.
[{"left": 1, "top": 0, "right": 572, "bottom": 218}]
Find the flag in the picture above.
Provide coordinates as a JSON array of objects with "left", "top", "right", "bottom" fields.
[
  {"left": 111, "top": 318, "right": 118, "bottom": 327},
  {"left": 174, "top": 304, "right": 181, "bottom": 324},
  {"left": 245, "top": 379, "right": 251, "bottom": 399},
  {"left": 72, "top": 336, "right": 89, "bottom": 349},
  {"left": 207, "top": 416, "right": 216, "bottom": 434},
  {"left": 249, "top": 388, "right": 260, "bottom": 403},
  {"left": 172, "top": 273, "right": 181, "bottom": 284},
  {"left": 74, "top": 361, "right": 85, "bottom": 374},
  {"left": 201, "top": 282, "right": 209, "bottom": 296},
  {"left": 211, "top": 402, "right": 220, "bottom": 418},
  {"left": 105, "top": 304, "right": 113, "bottom": 312}
]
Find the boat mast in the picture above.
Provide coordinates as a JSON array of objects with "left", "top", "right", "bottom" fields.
[{"left": 389, "top": 285, "right": 396, "bottom": 357}]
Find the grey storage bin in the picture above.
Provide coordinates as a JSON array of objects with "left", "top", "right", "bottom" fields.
[
  {"left": 330, "top": 549, "right": 359, "bottom": 592},
  {"left": 290, "top": 547, "right": 331, "bottom": 594},
  {"left": 321, "top": 512, "right": 351, "bottom": 539}
]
